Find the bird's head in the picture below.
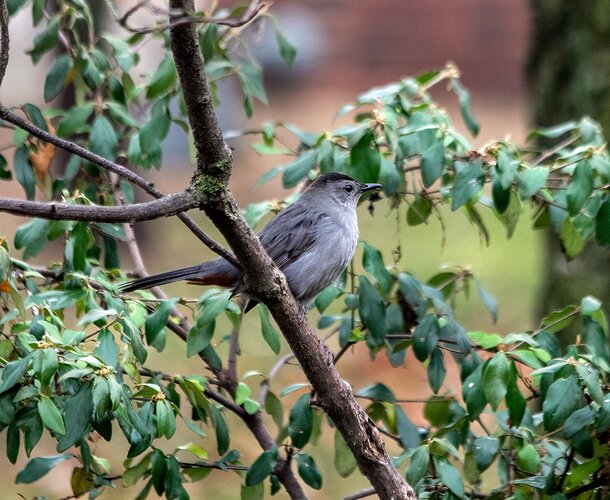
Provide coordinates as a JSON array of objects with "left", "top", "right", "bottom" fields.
[{"left": 304, "top": 173, "right": 382, "bottom": 209}]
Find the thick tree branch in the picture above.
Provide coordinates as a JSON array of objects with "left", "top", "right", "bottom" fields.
[
  {"left": 0, "top": 190, "right": 196, "bottom": 222},
  {"left": 168, "top": 1, "right": 415, "bottom": 498}
]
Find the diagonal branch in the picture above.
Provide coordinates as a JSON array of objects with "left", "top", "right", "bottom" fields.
[
  {"left": 0, "top": 106, "right": 239, "bottom": 266},
  {"left": 168, "top": 1, "right": 415, "bottom": 498}
]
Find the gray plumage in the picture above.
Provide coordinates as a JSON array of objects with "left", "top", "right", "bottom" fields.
[{"left": 120, "top": 173, "right": 382, "bottom": 305}]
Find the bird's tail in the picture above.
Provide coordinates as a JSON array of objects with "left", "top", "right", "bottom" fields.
[{"left": 119, "top": 260, "right": 238, "bottom": 293}]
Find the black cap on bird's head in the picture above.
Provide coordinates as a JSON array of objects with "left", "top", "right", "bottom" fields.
[{"left": 303, "top": 172, "right": 383, "bottom": 207}]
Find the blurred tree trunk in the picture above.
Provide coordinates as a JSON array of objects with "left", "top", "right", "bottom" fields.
[{"left": 528, "top": 1, "right": 610, "bottom": 316}]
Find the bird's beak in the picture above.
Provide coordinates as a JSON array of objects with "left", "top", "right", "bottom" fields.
[{"left": 361, "top": 183, "right": 383, "bottom": 193}]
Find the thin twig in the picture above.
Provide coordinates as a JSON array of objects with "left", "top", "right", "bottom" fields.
[
  {"left": 343, "top": 487, "right": 376, "bottom": 500},
  {"left": 0, "top": 107, "right": 238, "bottom": 266},
  {"left": 531, "top": 134, "right": 580, "bottom": 167},
  {"left": 259, "top": 352, "right": 296, "bottom": 406},
  {"left": 558, "top": 447, "right": 575, "bottom": 492},
  {"left": 114, "top": 0, "right": 265, "bottom": 34}
]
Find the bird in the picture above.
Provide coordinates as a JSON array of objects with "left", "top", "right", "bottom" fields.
[{"left": 120, "top": 172, "right": 382, "bottom": 308}]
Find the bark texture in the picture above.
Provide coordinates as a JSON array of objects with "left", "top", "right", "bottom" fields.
[{"left": 168, "top": 0, "right": 416, "bottom": 498}]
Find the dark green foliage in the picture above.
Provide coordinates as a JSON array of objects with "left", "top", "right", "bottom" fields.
[{"left": 0, "top": 2, "right": 609, "bottom": 499}]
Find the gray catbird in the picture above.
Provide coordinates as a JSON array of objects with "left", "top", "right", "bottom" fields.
[{"left": 120, "top": 173, "right": 382, "bottom": 306}]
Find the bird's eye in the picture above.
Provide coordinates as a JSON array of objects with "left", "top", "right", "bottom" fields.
[{"left": 343, "top": 184, "right": 354, "bottom": 193}]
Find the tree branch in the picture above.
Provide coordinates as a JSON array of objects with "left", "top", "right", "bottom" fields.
[
  {"left": 0, "top": 106, "right": 239, "bottom": 266},
  {"left": 168, "top": 1, "right": 415, "bottom": 498},
  {"left": 0, "top": 190, "right": 197, "bottom": 222},
  {"left": 0, "top": 0, "right": 7, "bottom": 87}
]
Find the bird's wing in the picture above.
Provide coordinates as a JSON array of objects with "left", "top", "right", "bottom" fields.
[{"left": 259, "top": 205, "right": 329, "bottom": 269}]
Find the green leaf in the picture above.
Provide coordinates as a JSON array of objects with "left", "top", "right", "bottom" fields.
[
  {"left": 532, "top": 121, "right": 579, "bottom": 139},
  {"left": 428, "top": 347, "right": 446, "bottom": 394},
  {"left": 566, "top": 160, "right": 593, "bottom": 215},
  {"left": 15, "top": 454, "right": 71, "bottom": 484},
  {"left": 150, "top": 449, "right": 167, "bottom": 495},
  {"left": 156, "top": 400, "right": 176, "bottom": 439},
  {"left": 0, "top": 355, "right": 31, "bottom": 393},
  {"left": 451, "top": 78, "right": 479, "bottom": 136},
  {"left": 451, "top": 160, "right": 485, "bottom": 211},
  {"left": 356, "top": 382, "right": 395, "bottom": 402},
  {"left": 560, "top": 217, "right": 585, "bottom": 260},
  {"left": 139, "top": 111, "right": 170, "bottom": 154},
  {"left": 575, "top": 363, "right": 604, "bottom": 405},
  {"left": 516, "top": 444, "right": 539, "bottom": 474},
  {"left": 32, "top": 348, "right": 58, "bottom": 386},
  {"left": 492, "top": 177, "right": 511, "bottom": 214},
  {"left": 235, "top": 382, "right": 251, "bottom": 406},
  {"left": 359, "top": 276, "right": 386, "bottom": 347},
  {"left": 258, "top": 304, "right": 280, "bottom": 354},
  {"left": 362, "top": 242, "right": 392, "bottom": 295},
  {"left": 245, "top": 448, "right": 278, "bottom": 486},
  {"left": 433, "top": 455, "right": 464, "bottom": 497},
  {"left": 350, "top": 129, "right": 381, "bottom": 183},
  {"left": 334, "top": 430, "right": 357, "bottom": 478},
  {"left": 517, "top": 167, "right": 549, "bottom": 199},
  {"left": 506, "top": 362, "right": 526, "bottom": 426},
  {"left": 92, "top": 376, "right": 110, "bottom": 420},
  {"left": 407, "top": 195, "right": 433, "bottom": 225},
  {"left": 94, "top": 329, "right": 119, "bottom": 367},
  {"left": 7, "top": 424, "right": 20, "bottom": 464},
  {"left": 473, "top": 436, "right": 499, "bottom": 471},
  {"left": 14, "top": 146, "right": 35, "bottom": 200},
  {"left": 543, "top": 375, "right": 581, "bottom": 430},
  {"left": 238, "top": 63, "right": 268, "bottom": 117},
  {"left": 296, "top": 453, "right": 322, "bottom": 489},
  {"left": 496, "top": 148, "right": 518, "bottom": 189},
  {"left": 420, "top": 139, "right": 445, "bottom": 188},
  {"left": 563, "top": 406, "right": 595, "bottom": 439},
  {"left": 315, "top": 285, "right": 341, "bottom": 313},
  {"left": 37, "top": 397, "right": 65, "bottom": 435},
  {"left": 57, "top": 103, "right": 95, "bottom": 137},
  {"left": 90, "top": 115, "right": 118, "bottom": 161},
  {"left": 282, "top": 150, "right": 317, "bottom": 188},
  {"left": 276, "top": 28, "right": 296, "bottom": 67},
  {"left": 466, "top": 331, "right": 502, "bottom": 349},
  {"left": 595, "top": 197, "right": 610, "bottom": 245},
  {"left": 462, "top": 365, "right": 486, "bottom": 420},
  {"left": 241, "top": 482, "right": 263, "bottom": 500},
  {"left": 210, "top": 405, "right": 229, "bottom": 455},
  {"left": 412, "top": 315, "right": 439, "bottom": 362},
  {"left": 144, "top": 298, "right": 179, "bottom": 352},
  {"left": 406, "top": 445, "right": 429, "bottom": 486},
  {"left": 44, "top": 54, "right": 72, "bottom": 102},
  {"left": 28, "top": 16, "right": 59, "bottom": 63},
  {"left": 540, "top": 304, "right": 579, "bottom": 333},
  {"left": 164, "top": 455, "right": 185, "bottom": 499},
  {"left": 0, "top": 154, "right": 10, "bottom": 180},
  {"left": 105, "top": 102, "right": 138, "bottom": 128},
  {"left": 264, "top": 391, "right": 284, "bottom": 430},
  {"left": 288, "top": 393, "right": 312, "bottom": 449},
  {"left": 395, "top": 405, "right": 420, "bottom": 449},
  {"left": 146, "top": 55, "right": 177, "bottom": 99},
  {"left": 187, "top": 321, "right": 215, "bottom": 358},
  {"left": 57, "top": 381, "right": 93, "bottom": 452},
  {"left": 482, "top": 353, "right": 509, "bottom": 410},
  {"left": 15, "top": 219, "right": 49, "bottom": 260}
]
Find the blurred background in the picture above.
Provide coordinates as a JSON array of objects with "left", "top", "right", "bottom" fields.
[{"left": 2, "top": 0, "right": 606, "bottom": 498}]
